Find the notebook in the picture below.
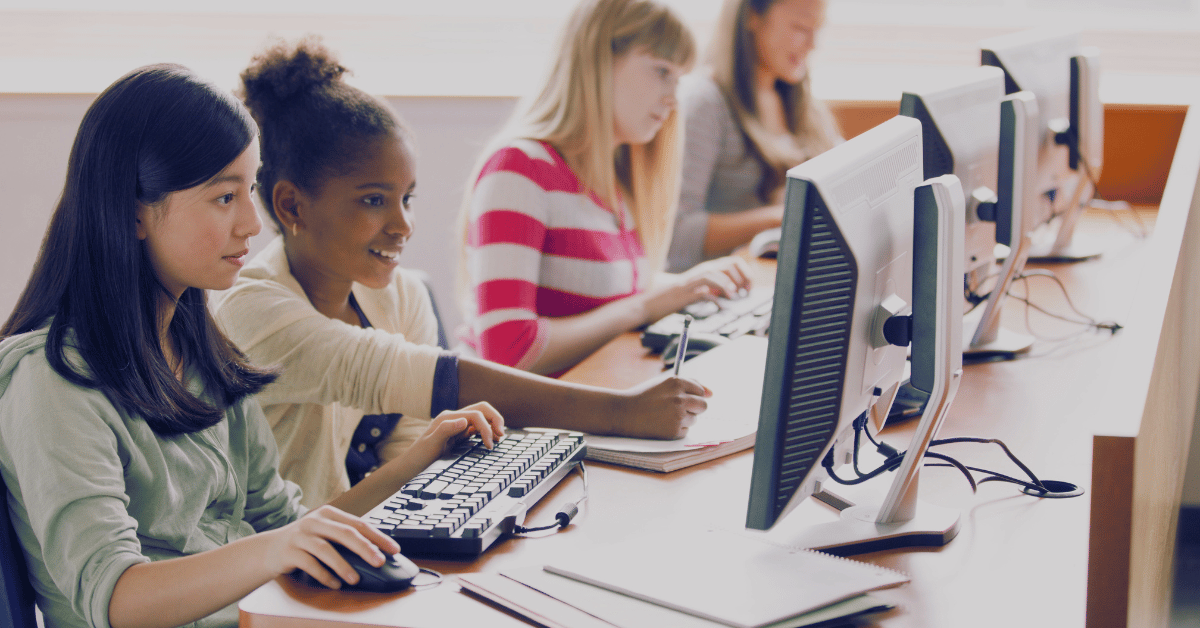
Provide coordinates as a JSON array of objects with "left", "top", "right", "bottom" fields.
[
  {"left": 542, "top": 527, "right": 908, "bottom": 628},
  {"left": 468, "top": 567, "right": 895, "bottom": 628},
  {"left": 583, "top": 336, "right": 767, "bottom": 472}
]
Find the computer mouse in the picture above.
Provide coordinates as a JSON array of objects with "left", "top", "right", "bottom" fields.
[
  {"left": 748, "top": 227, "right": 781, "bottom": 259},
  {"left": 291, "top": 544, "right": 420, "bottom": 593},
  {"left": 662, "top": 332, "right": 730, "bottom": 370}
]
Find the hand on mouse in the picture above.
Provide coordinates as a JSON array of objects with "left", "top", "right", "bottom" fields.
[
  {"left": 608, "top": 375, "right": 711, "bottom": 439},
  {"left": 263, "top": 504, "right": 399, "bottom": 589}
]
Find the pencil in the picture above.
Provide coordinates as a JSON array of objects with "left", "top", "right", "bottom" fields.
[{"left": 673, "top": 315, "right": 693, "bottom": 376}]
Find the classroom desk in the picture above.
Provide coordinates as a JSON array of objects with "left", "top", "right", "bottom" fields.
[
  {"left": 240, "top": 205, "right": 1178, "bottom": 628},
  {"left": 241, "top": 100, "right": 1200, "bottom": 628}
]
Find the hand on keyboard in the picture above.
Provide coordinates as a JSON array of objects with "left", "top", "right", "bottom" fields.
[
  {"left": 363, "top": 430, "right": 587, "bottom": 557},
  {"left": 641, "top": 286, "right": 774, "bottom": 352},
  {"left": 406, "top": 401, "right": 506, "bottom": 472},
  {"left": 640, "top": 256, "right": 753, "bottom": 326}
]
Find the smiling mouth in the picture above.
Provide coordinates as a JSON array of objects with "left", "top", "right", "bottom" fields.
[{"left": 369, "top": 248, "right": 400, "bottom": 261}]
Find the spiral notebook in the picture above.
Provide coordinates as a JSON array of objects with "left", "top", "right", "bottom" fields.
[{"left": 543, "top": 527, "right": 908, "bottom": 628}]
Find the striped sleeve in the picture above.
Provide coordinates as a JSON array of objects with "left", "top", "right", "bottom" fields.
[{"left": 466, "top": 145, "right": 554, "bottom": 369}]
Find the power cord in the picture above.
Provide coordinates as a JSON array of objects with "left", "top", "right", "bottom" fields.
[
  {"left": 828, "top": 416, "right": 1081, "bottom": 498},
  {"left": 513, "top": 462, "right": 589, "bottom": 534}
]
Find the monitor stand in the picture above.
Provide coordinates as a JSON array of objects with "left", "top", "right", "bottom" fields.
[
  {"left": 1026, "top": 175, "right": 1103, "bottom": 263},
  {"left": 965, "top": 230, "right": 1035, "bottom": 360},
  {"left": 794, "top": 484, "right": 961, "bottom": 556}
]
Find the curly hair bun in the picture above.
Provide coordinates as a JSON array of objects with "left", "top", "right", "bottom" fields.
[{"left": 240, "top": 35, "right": 347, "bottom": 117}]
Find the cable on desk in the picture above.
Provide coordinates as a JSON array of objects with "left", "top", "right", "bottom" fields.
[
  {"left": 513, "top": 462, "right": 589, "bottom": 535},
  {"left": 414, "top": 568, "right": 445, "bottom": 589},
  {"left": 1011, "top": 269, "right": 1123, "bottom": 339},
  {"left": 1076, "top": 151, "right": 1149, "bottom": 239},
  {"left": 825, "top": 420, "right": 1082, "bottom": 498}
]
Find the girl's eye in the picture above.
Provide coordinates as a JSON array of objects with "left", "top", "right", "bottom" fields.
[
  {"left": 218, "top": 193, "right": 235, "bottom": 205},
  {"left": 363, "top": 195, "right": 386, "bottom": 207},
  {"left": 403, "top": 193, "right": 415, "bottom": 208}
]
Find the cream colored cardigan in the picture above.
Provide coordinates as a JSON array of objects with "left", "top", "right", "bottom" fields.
[{"left": 213, "top": 237, "right": 441, "bottom": 507}]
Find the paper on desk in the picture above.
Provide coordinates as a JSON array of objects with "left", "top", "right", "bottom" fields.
[
  {"left": 542, "top": 528, "right": 908, "bottom": 628},
  {"left": 500, "top": 566, "right": 893, "bottom": 628},
  {"left": 582, "top": 336, "right": 768, "bottom": 453}
]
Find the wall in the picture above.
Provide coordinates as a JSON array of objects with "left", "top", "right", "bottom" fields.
[{"left": 0, "top": 94, "right": 517, "bottom": 339}]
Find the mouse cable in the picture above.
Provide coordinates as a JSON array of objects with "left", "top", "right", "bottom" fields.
[
  {"left": 513, "top": 462, "right": 589, "bottom": 535},
  {"left": 414, "top": 568, "right": 445, "bottom": 589}
]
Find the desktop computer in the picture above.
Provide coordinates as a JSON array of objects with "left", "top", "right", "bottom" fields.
[
  {"left": 746, "top": 116, "right": 965, "bottom": 554},
  {"left": 899, "top": 66, "right": 1039, "bottom": 359},
  {"left": 981, "top": 29, "right": 1105, "bottom": 262}
]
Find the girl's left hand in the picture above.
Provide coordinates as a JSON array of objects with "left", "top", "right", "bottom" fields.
[{"left": 408, "top": 401, "right": 506, "bottom": 465}]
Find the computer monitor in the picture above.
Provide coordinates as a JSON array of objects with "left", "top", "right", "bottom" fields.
[
  {"left": 899, "top": 66, "right": 1035, "bottom": 357},
  {"left": 899, "top": 66, "right": 1039, "bottom": 358},
  {"left": 981, "top": 29, "right": 1104, "bottom": 262},
  {"left": 746, "top": 116, "right": 964, "bottom": 555}
]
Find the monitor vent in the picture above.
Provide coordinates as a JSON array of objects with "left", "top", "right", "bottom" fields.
[
  {"left": 774, "top": 206, "right": 856, "bottom": 517},
  {"left": 830, "top": 139, "right": 921, "bottom": 212}
]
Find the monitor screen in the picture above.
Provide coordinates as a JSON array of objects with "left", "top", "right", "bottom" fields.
[{"left": 746, "top": 116, "right": 964, "bottom": 554}]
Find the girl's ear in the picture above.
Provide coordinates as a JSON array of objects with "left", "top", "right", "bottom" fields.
[
  {"left": 273, "top": 180, "right": 304, "bottom": 232},
  {"left": 135, "top": 203, "right": 151, "bottom": 240}
]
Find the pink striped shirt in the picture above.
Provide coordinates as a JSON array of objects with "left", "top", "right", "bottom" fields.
[{"left": 463, "top": 139, "right": 649, "bottom": 372}]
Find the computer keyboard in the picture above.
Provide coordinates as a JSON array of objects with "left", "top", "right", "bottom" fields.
[
  {"left": 641, "top": 287, "right": 775, "bottom": 351},
  {"left": 362, "top": 429, "right": 586, "bottom": 558}
]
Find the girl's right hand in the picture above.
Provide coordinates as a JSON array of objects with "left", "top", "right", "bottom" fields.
[
  {"left": 611, "top": 375, "right": 712, "bottom": 439},
  {"left": 263, "top": 505, "right": 400, "bottom": 589},
  {"left": 641, "top": 256, "right": 753, "bottom": 325}
]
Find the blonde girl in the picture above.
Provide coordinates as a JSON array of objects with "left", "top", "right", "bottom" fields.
[{"left": 461, "top": 0, "right": 752, "bottom": 376}]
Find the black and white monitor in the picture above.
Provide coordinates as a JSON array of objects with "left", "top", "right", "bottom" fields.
[
  {"left": 746, "top": 116, "right": 964, "bottom": 555},
  {"left": 982, "top": 29, "right": 1104, "bottom": 262},
  {"left": 898, "top": 66, "right": 1037, "bottom": 358}
]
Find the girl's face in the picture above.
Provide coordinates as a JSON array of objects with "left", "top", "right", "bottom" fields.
[
  {"left": 612, "top": 49, "right": 686, "bottom": 147},
  {"left": 748, "top": 0, "right": 823, "bottom": 85},
  {"left": 137, "top": 142, "right": 262, "bottom": 298},
  {"left": 292, "top": 135, "right": 416, "bottom": 290}
]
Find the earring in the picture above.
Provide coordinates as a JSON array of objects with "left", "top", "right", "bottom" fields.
[{"left": 291, "top": 224, "right": 298, "bottom": 237}]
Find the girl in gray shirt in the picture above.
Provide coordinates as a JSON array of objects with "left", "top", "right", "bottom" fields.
[
  {"left": 0, "top": 64, "right": 500, "bottom": 628},
  {"left": 669, "top": 0, "right": 842, "bottom": 272}
]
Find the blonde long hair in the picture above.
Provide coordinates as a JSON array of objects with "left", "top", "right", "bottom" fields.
[
  {"left": 457, "top": 0, "right": 696, "bottom": 311},
  {"left": 709, "top": 0, "right": 840, "bottom": 201}
]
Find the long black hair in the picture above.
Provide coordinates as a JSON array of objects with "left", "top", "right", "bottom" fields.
[
  {"left": 0, "top": 63, "right": 277, "bottom": 437},
  {"left": 238, "top": 36, "right": 409, "bottom": 230}
]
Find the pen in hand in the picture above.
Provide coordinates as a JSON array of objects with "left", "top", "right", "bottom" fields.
[{"left": 673, "top": 315, "right": 693, "bottom": 377}]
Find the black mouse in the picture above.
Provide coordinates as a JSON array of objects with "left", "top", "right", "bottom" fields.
[
  {"left": 291, "top": 544, "right": 420, "bottom": 593},
  {"left": 661, "top": 332, "right": 729, "bottom": 370}
]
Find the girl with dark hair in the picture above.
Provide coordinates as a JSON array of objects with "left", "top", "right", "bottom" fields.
[
  {"left": 666, "top": 0, "right": 842, "bottom": 272},
  {"left": 215, "top": 36, "right": 711, "bottom": 508},
  {"left": 0, "top": 64, "right": 500, "bottom": 628}
]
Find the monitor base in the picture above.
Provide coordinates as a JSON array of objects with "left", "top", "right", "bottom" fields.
[
  {"left": 797, "top": 493, "right": 961, "bottom": 557},
  {"left": 962, "top": 308, "right": 1034, "bottom": 360},
  {"left": 964, "top": 326, "right": 1034, "bottom": 361},
  {"left": 1025, "top": 229, "right": 1105, "bottom": 264}
]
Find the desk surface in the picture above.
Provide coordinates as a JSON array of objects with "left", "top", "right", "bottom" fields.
[{"left": 241, "top": 210, "right": 1158, "bottom": 628}]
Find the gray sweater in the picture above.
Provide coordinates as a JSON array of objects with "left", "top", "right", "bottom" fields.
[
  {"left": 0, "top": 327, "right": 305, "bottom": 628},
  {"left": 668, "top": 74, "right": 768, "bottom": 273}
]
